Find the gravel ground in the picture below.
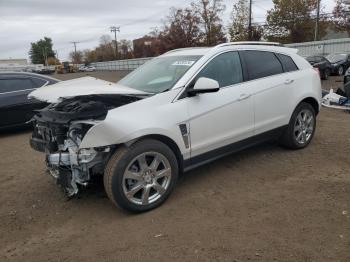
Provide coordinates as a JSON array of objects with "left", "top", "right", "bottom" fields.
[{"left": 1, "top": 72, "right": 349, "bottom": 262}]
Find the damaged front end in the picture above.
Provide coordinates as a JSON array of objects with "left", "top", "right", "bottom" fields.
[{"left": 30, "top": 94, "right": 142, "bottom": 197}]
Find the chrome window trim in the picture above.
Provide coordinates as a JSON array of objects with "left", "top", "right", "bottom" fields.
[{"left": 173, "top": 49, "right": 300, "bottom": 102}]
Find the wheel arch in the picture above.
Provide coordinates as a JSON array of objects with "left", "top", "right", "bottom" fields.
[
  {"left": 127, "top": 134, "right": 184, "bottom": 173},
  {"left": 299, "top": 97, "right": 320, "bottom": 115}
]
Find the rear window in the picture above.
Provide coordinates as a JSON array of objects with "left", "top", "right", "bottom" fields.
[
  {"left": 0, "top": 78, "right": 34, "bottom": 93},
  {"left": 240, "top": 51, "right": 283, "bottom": 80},
  {"left": 277, "top": 54, "right": 298, "bottom": 72}
]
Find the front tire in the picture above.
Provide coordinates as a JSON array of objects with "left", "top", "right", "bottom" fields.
[
  {"left": 279, "top": 102, "right": 316, "bottom": 149},
  {"left": 104, "top": 139, "right": 178, "bottom": 212}
]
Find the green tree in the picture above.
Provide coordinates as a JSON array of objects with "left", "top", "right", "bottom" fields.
[
  {"left": 333, "top": 0, "right": 350, "bottom": 36},
  {"left": 266, "top": 0, "right": 328, "bottom": 43},
  {"left": 29, "top": 37, "right": 56, "bottom": 64}
]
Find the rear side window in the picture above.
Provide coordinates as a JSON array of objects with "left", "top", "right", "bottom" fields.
[
  {"left": 0, "top": 78, "right": 34, "bottom": 93},
  {"left": 277, "top": 54, "right": 298, "bottom": 72},
  {"left": 195, "top": 51, "right": 243, "bottom": 88},
  {"left": 240, "top": 50, "right": 283, "bottom": 80},
  {"left": 31, "top": 77, "right": 48, "bottom": 88}
]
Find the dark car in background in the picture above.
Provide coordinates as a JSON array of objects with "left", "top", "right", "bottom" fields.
[
  {"left": 0, "top": 72, "right": 59, "bottom": 128},
  {"left": 306, "top": 55, "right": 332, "bottom": 80},
  {"left": 325, "top": 53, "right": 350, "bottom": 76},
  {"left": 345, "top": 68, "right": 350, "bottom": 85}
]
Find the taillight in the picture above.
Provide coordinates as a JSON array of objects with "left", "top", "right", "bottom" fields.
[{"left": 313, "top": 67, "right": 320, "bottom": 78}]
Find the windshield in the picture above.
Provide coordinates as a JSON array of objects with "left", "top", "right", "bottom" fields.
[
  {"left": 118, "top": 55, "right": 202, "bottom": 93},
  {"left": 326, "top": 54, "right": 347, "bottom": 63}
]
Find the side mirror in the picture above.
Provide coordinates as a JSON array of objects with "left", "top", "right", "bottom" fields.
[{"left": 187, "top": 77, "right": 220, "bottom": 97}]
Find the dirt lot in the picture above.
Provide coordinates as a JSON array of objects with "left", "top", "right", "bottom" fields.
[{"left": 1, "top": 72, "right": 350, "bottom": 262}]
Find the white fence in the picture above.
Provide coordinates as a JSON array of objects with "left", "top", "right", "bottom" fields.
[
  {"left": 90, "top": 39, "right": 350, "bottom": 69},
  {"left": 90, "top": 57, "right": 152, "bottom": 71},
  {"left": 286, "top": 38, "right": 350, "bottom": 57},
  {"left": 0, "top": 64, "right": 55, "bottom": 72},
  {"left": 2, "top": 39, "right": 350, "bottom": 73}
]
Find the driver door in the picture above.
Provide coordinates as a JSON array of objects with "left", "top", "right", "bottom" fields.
[{"left": 185, "top": 51, "right": 254, "bottom": 160}]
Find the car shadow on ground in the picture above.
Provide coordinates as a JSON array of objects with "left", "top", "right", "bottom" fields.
[
  {"left": 74, "top": 140, "right": 287, "bottom": 208},
  {"left": 0, "top": 125, "right": 32, "bottom": 138}
]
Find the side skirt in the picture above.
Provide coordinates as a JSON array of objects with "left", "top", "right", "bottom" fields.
[{"left": 183, "top": 125, "right": 287, "bottom": 172}]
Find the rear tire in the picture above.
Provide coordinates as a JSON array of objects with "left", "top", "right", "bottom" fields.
[
  {"left": 279, "top": 102, "right": 316, "bottom": 149},
  {"left": 104, "top": 139, "right": 178, "bottom": 212},
  {"left": 322, "top": 68, "right": 330, "bottom": 80},
  {"left": 338, "top": 66, "right": 344, "bottom": 76}
]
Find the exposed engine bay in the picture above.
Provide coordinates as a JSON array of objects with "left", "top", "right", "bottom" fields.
[{"left": 30, "top": 94, "right": 143, "bottom": 196}]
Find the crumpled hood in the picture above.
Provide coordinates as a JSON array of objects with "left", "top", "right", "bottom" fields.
[{"left": 28, "top": 76, "right": 148, "bottom": 103}]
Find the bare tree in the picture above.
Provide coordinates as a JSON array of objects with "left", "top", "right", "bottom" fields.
[
  {"left": 228, "top": 0, "right": 249, "bottom": 41},
  {"left": 69, "top": 50, "right": 83, "bottom": 64},
  {"left": 96, "top": 35, "right": 115, "bottom": 61},
  {"left": 119, "top": 39, "right": 133, "bottom": 59},
  {"left": 83, "top": 49, "right": 97, "bottom": 64},
  {"left": 333, "top": 0, "right": 350, "bottom": 36},
  {"left": 160, "top": 7, "right": 202, "bottom": 50},
  {"left": 192, "top": 0, "right": 226, "bottom": 45}
]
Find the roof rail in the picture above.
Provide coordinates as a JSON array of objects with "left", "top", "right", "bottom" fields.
[
  {"left": 164, "top": 46, "right": 209, "bottom": 54},
  {"left": 215, "top": 41, "right": 284, "bottom": 48}
]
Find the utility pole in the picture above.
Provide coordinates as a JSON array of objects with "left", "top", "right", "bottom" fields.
[
  {"left": 110, "top": 26, "right": 120, "bottom": 60},
  {"left": 314, "top": 0, "right": 321, "bottom": 41},
  {"left": 248, "top": 0, "right": 252, "bottom": 41},
  {"left": 42, "top": 47, "right": 48, "bottom": 67},
  {"left": 70, "top": 41, "right": 79, "bottom": 64}
]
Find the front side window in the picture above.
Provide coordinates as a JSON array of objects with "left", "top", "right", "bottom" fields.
[
  {"left": 0, "top": 78, "right": 33, "bottom": 93},
  {"left": 118, "top": 55, "right": 202, "bottom": 93},
  {"left": 241, "top": 50, "right": 283, "bottom": 80},
  {"left": 194, "top": 51, "right": 243, "bottom": 88}
]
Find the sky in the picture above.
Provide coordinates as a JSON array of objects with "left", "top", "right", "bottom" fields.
[{"left": 0, "top": 0, "right": 337, "bottom": 61}]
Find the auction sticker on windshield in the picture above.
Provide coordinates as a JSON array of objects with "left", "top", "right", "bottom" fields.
[{"left": 172, "top": 61, "right": 195, "bottom": 66}]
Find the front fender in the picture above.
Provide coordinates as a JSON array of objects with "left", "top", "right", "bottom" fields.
[{"left": 79, "top": 120, "right": 185, "bottom": 153}]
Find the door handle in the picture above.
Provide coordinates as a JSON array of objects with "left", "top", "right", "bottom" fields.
[
  {"left": 284, "top": 79, "right": 294, "bottom": 84},
  {"left": 238, "top": 93, "right": 251, "bottom": 101}
]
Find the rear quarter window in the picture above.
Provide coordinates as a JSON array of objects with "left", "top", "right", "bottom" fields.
[
  {"left": 240, "top": 50, "right": 283, "bottom": 80},
  {"left": 276, "top": 54, "right": 299, "bottom": 72}
]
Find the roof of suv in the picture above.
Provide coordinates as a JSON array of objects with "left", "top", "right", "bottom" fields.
[{"left": 163, "top": 42, "right": 298, "bottom": 57}]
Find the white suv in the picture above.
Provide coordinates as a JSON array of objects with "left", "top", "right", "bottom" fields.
[{"left": 29, "top": 42, "right": 322, "bottom": 212}]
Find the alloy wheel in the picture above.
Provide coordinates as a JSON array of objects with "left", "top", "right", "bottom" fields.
[
  {"left": 122, "top": 152, "right": 172, "bottom": 205},
  {"left": 293, "top": 109, "right": 314, "bottom": 145}
]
